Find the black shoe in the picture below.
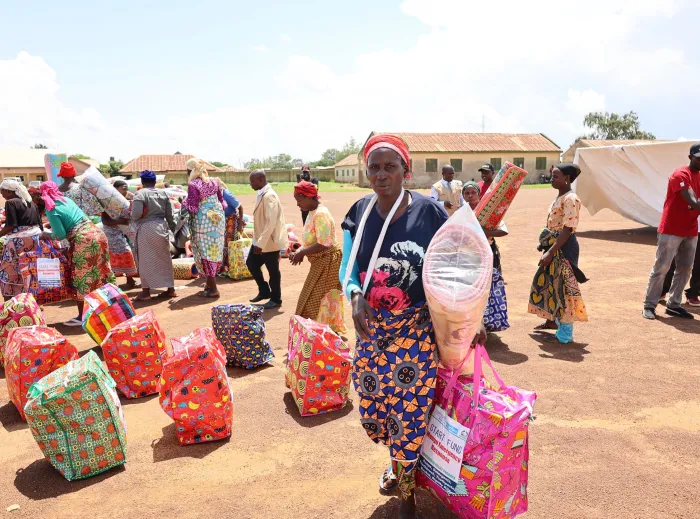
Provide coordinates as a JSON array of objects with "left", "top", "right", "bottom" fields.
[
  {"left": 666, "top": 306, "right": 694, "bottom": 319},
  {"left": 249, "top": 292, "right": 271, "bottom": 303},
  {"left": 642, "top": 308, "right": 656, "bottom": 320},
  {"left": 261, "top": 300, "right": 281, "bottom": 310}
]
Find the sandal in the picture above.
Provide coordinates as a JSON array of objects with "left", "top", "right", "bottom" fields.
[
  {"left": 534, "top": 321, "right": 558, "bottom": 331},
  {"left": 378, "top": 466, "right": 398, "bottom": 494},
  {"left": 199, "top": 289, "right": 220, "bottom": 298}
]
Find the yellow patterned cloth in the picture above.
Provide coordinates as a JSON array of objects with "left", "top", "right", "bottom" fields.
[{"left": 228, "top": 238, "right": 253, "bottom": 280}]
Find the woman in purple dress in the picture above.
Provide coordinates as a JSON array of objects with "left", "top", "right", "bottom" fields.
[{"left": 183, "top": 158, "right": 226, "bottom": 297}]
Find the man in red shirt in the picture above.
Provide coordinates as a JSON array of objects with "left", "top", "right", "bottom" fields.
[
  {"left": 478, "top": 163, "right": 496, "bottom": 196},
  {"left": 643, "top": 143, "right": 700, "bottom": 319}
]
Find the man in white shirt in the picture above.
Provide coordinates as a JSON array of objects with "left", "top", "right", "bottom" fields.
[{"left": 430, "top": 165, "right": 463, "bottom": 216}]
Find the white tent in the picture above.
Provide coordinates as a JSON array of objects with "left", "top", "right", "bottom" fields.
[{"left": 574, "top": 140, "right": 698, "bottom": 227}]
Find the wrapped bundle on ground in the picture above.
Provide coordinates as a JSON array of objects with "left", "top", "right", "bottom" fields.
[
  {"left": 476, "top": 162, "right": 528, "bottom": 231},
  {"left": 172, "top": 258, "right": 198, "bottom": 280},
  {"left": 78, "top": 166, "right": 130, "bottom": 219},
  {"left": 417, "top": 345, "right": 536, "bottom": 519},
  {"left": 158, "top": 327, "right": 233, "bottom": 445},
  {"left": 211, "top": 304, "right": 274, "bottom": 369},
  {"left": 102, "top": 310, "right": 168, "bottom": 399},
  {"left": 423, "top": 205, "right": 492, "bottom": 372},
  {"left": 228, "top": 238, "right": 252, "bottom": 280},
  {"left": 82, "top": 283, "right": 136, "bottom": 345},
  {"left": 0, "top": 293, "right": 46, "bottom": 366},
  {"left": 19, "top": 240, "right": 75, "bottom": 305},
  {"left": 5, "top": 326, "right": 79, "bottom": 420},
  {"left": 24, "top": 350, "right": 128, "bottom": 481},
  {"left": 285, "top": 316, "right": 352, "bottom": 417}
]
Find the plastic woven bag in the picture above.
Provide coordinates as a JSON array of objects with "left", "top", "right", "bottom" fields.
[
  {"left": 24, "top": 350, "right": 128, "bottom": 480},
  {"left": 476, "top": 162, "right": 528, "bottom": 231},
  {"left": 228, "top": 238, "right": 252, "bottom": 280},
  {"left": 158, "top": 327, "right": 234, "bottom": 445},
  {"left": 417, "top": 345, "right": 536, "bottom": 519},
  {"left": 18, "top": 240, "right": 74, "bottom": 305},
  {"left": 82, "top": 283, "right": 136, "bottom": 345},
  {"left": 102, "top": 310, "right": 168, "bottom": 399},
  {"left": 422, "top": 204, "right": 492, "bottom": 372},
  {"left": 78, "top": 166, "right": 130, "bottom": 219},
  {"left": 0, "top": 293, "right": 46, "bottom": 366},
  {"left": 211, "top": 304, "right": 274, "bottom": 369},
  {"left": 285, "top": 315, "right": 352, "bottom": 417},
  {"left": 5, "top": 326, "right": 78, "bottom": 420}
]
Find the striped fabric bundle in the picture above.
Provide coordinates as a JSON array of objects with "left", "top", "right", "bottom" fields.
[
  {"left": 422, "top": 205, "right": 493, "bottom": 372},
  {"left": 82, "top": 283, "right": 136, "bottom": 345},
  {"left": 475, "top": 162, "right": 528, "bottom": 230}
]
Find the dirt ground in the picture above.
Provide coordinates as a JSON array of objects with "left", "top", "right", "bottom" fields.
[{"left": 1, "top": 188, "right": 698, "bottom": 519}]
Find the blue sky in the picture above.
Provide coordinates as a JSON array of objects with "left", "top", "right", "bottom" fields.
[{"left": 0, "top": 0, "right": 697, "bottom": 166}]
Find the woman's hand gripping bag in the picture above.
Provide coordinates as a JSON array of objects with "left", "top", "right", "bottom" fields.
[
  {"left": 422, "top": 204, "right": 492, "bottom": 373},
  {"left": 0, "top": 293, "right": 46, "bottom": 367},
  {"left": 157, "top": 327, "right": 233, "bottom": 445},
  {"left": 23, "top": 350, "right": 128, "bottom": 481},
  {"left": 102, "top": 310, "right": 168, "bottom": 399},
  {"left": 285, "top": 315, "right": 352, "bottom": 417},
  {"left": 82, "top": 283, "right": 136, "bottom": 345},
  {"left": 416, "top": 345, "right": 536, "bottom": 519},
  {"left": 211, "top": 304, "right": 274, "bottom": 369},
  {"left": 5, "top": 326, "right": 78, "bottom": 420}
]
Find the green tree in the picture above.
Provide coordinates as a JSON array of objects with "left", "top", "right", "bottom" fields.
[
  {"left": 580, "top": 111, "right": 656, "bottom": 141},
  {"left": 312, "top": 148, "right": 341, "bottom": 167},
  {"left": 210, "top": 161, "right": 229, "bottom": 168},
  {"left": 292, "top": 158, "right": 304, "bottom": 168},
  {"left": 340, "top": 137, "right": 360, "bottom": 157},
  {"left": 32, "top": 143, "right": 48, "bottom": 149},
  {"left": 270, "top": 153, "right": 294, "bottom": 169},
  {"left": 244, "top": 157, "right": 270, "bottom": 170},
  {"left": 99, "top": 159, "right": 125, "bottom": 176},
  {"left": 71, "top": 154, "right": 91, "bottom": 160}
]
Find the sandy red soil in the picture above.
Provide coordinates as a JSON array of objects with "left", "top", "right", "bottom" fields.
[{"left": 0, "top": 188, "right": 697, "bottom": 519}]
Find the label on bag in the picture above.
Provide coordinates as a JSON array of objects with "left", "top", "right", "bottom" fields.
[
  {"left": 419, "top": 406, "right": 469, "bottom": 494},
  {"left": 36, "top": 258, "right": 61, "bottom": 287},
  {"left": 242, "top": 247, "right": 251, "bottom": 260}
]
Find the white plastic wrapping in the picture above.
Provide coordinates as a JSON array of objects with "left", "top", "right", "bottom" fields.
[
  {"left": 423, "top": 204, "right": 493, "bottom": 372},
  {"left": 77, "top": 166, "right": 130, "bottom": 219}
]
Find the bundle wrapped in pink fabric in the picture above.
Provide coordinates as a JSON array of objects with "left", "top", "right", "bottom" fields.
[
  {"left": 476, "top": 162, "right": 528, "bottom": 231},
  {"left": 422, "top": 205, "right": 492, "bottom": 372},
  {"left": 417, "top": 345, "right": 536, "bottom": 519}
]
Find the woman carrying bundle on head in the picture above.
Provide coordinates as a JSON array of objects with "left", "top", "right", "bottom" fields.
[
  {"left": 56, "top": 162, "right": 103, "bottom": 218},
  {"left": 528, "top": 163, "right": 588, "bottom": 344},
  {"left": 290, "top": 181, "right": 346, "bottom": 335},
  {"left": 101, "top": 180, "right": 138, "bottom": 288},
  {"left": 39, "top": 182, "right": 116, "bottom": 325},
  {"left": 462, "top": 180, "right": 510, "bottom": 331},
  {"left": 131, "top": 170, "right": 177, "bottom": 301},
  {"left": 183, "top": 158, "right": 226, "bottom": 298},
  {"left": 0, "top": 179, "right": 53, "bottom": 300},
  {"left": 339, "top": 134, "right": 451, "bottom": 519}
]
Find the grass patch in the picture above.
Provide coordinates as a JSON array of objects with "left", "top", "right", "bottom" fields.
[{"left": 225, "top": 181, "right": 370, "bottom": 196}]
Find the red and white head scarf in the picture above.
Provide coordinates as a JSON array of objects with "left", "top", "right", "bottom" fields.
[{"left": 363, "top": 134, "right": 410, "bottom": 167}]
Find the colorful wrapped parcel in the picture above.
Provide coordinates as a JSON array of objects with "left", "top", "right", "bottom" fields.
[
  {"left": 475, "top": 162, "right": 528, "bottom": 231},
  {"left": 227, "top": 238, "right": 252, "bottom": 280},
  {"left": 0, "top": 293, "right": 46, "bottom": 366},
  {"left": 211, "top": 304, "right": 274, "bottom": 369},
  {"left": 82, "top": 283, "right": 136, "bottom": 345},
  {"left": 24, "top": 350, "right": 128, "bottom": 480}
]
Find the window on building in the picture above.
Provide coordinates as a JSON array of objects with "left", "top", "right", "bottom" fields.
[
  {"left": 37, "top": 175, "right": 44, "bottom": 181},
  {"left": 17, "top": 175, "right": 25, "bottom": 183},
  {"left": 450, "top": 159, "right": 463, "bottom": 173},
  {"left": 513, "top": 157, "right": 525, "bottom": 168},
  {"left": 536, "top": 157, "right": 547, "bottom": 170},
  {"left": 490, "top": 158, "right": 502, "bottom": 170},
  {"left": 425, "top": 159, "right": 438, "bottom": 173}
]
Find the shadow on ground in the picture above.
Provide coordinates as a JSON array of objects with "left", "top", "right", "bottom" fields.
[
  {"left": 14, "top": 459, "right": 124, "bottom": 500},
  {"left": 151, "top": 423, "right": 229, "bottom": 462},
  {"left": 529, "top": 332, "right": 590, "bottom": 362},
  {"left": 576, "top": 227, "right": 657, "bottom": 246},
  {"left": 0, "top": 401, "right": 27, "bottom": 433},
  {"left": 485, "top": 334, "right": 529, "bottom": 366},
  {"left": 367, "top": 490, "right": 458, "bottom": 518},
  {"left": 283, "top": 392, "right": 354, "bottom": 428}
]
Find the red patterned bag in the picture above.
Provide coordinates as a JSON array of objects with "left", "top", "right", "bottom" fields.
[
  {"left": 0, "top": 293, "right": 46, "bottom": 366},
  {"left": 475, "top": 162, "right": 528, "bottom": 231},
  {"left": 5, "top": 326, "right": 79, "bottom": 420},
  {"left": 102, "top": 310, "right": 168, "bottom": 399},
  {"left": 158, "top": 328, "right": 233, "bottom": 445},
  {"left": 285, "top": 316, "right": 352, "bottom": 417},
  {"left": 18, "top": 240, "right": 75, "bottom": 305}
]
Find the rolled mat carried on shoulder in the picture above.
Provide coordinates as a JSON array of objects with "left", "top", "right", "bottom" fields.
[{"left": 475, "top": 162, "right": 528, "bottom": 230}]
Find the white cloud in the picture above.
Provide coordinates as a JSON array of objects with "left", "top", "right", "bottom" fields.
[
  {"left": 252, "top": 44, "right": 267, "bottom": 53},
  {"left": 280, "top": 34, "right": 291, "bottom": 43}
]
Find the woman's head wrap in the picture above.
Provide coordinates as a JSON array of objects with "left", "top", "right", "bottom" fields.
[
  {"left": 556, "top": 163, "right": 581, "bottom": 182},
  {"left": 39, "top": 181, "right": 65, "bottom": 212},
  {"left": 140, "top": 170, "right": 156, "bottom": 183},
  {"left": 58, "top": 162, "right": 77, "bottom": 178},
  {"left": 364, "top": 134, "right": 410, "bottom": 166},
  {"left": 294, "top": 181, "right": 319, "bottom": 200},
  {"left": 0, "top": 179, "right": 32, "bottom": 205},
  {"left": 186, "top": 157, "right": 210, "bottom": 183},
  {"left": 462, "top": 180, "right": 480, "bottom": 194}
]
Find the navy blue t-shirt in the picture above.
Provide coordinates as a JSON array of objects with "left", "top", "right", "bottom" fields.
[{"left": 342, "top": 191, "right": 448, "bottom": 310}]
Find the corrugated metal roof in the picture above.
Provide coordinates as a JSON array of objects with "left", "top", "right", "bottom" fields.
[
  {"left": 365, "top": 132, "right": 561, "bottom": 153},
  {"left": 579, "top": 139, "right": 667, "bottom": 147},
  {"left": 120, "top": 155, "right": 220, "bottom": 173},
  {"left": 334, "top": 154, "right": 360, "bottom": 167}
]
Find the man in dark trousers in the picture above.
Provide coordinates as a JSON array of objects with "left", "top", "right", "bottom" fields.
[
  {"left": 297, "top": 165, "right": 319, "bottom": 225},
  {"left": 659, "top": 217, "right": 700, "bottom": 306},
  {"left": 642, "top": 143, "right": 700, "bottom": 319}
]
